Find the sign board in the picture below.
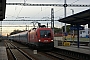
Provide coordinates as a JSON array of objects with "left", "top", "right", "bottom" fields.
[{"left": 70, "top": 25, "right": 84, "bottom": 30}]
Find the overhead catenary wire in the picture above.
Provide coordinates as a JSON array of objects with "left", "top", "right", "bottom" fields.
[
  {"left": 16, "top": 0, "right": 27, "bottom": 19},
  {"left": 4, "top": 0, "right": 81, "bottom": 28},
  {"left": 31, "top": 0, "right": 62, "bottom": 19},
  {"left": 6, "top": 0, "right": 28, "bottom": 19},
  {"left": 12, "top": 0, "right": 22, "bottom": 19},
  {"left": 45, "top": 0, "right": 80, "bottom": 19},
  {"left": 5, "top": 0, "right": 81, "bottom": 21}
]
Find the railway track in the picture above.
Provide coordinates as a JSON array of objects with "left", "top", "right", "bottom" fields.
[
  {"left": 39, "top": 49, "right": 79, "bottom": 60},
  {"left": 5, "top": 40, "right": 88, "bottom": 60},
  {"left": 5, "top": 40, "right": 35, "bottom": 60},
  {"left": 50, "top": 51, "right": 79, "bottom": 60},
  {"left": 39, "top": 52, "right": 64, "bottom": 60},
  {"left": 5, "top": 40, "right": 56, "bottom": 60},
  {"left": 5, "top": 40, "right": 70, "bottom": 60},
  {"left": 51, "top": 48, "right": 90, "bottom": 60}
]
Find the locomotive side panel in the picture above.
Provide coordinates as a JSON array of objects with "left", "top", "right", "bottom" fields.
[{"left": 28, "top": 30, "right": 38, "bottom": 45}]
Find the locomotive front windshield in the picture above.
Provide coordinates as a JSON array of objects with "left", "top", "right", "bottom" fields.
[{"left": 40, "top": 30, "right": 51, "bottom": 38}]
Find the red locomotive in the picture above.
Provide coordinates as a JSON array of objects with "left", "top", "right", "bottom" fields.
[{"left": 9, "top": 27, "right": 54, "bottom": 50}]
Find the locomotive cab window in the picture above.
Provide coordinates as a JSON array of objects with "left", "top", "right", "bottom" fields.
[
  {"left": 40, "top": 30, "right": 51, "bottom": 38},
  {"left": 48, "top": 33, "right": 51, "bottom": 37}
]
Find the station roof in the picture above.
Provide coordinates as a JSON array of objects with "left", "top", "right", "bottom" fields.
[
  {"left": 0, "top": 0, "right": 6, "bottom": 21},
  {"left": 58, "top": 9, "right": 90, "bottom": 25}
]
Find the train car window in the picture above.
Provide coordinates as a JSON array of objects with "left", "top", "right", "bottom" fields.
[{"left": 40, "top": 30, "right": 51, "bottom": 38}]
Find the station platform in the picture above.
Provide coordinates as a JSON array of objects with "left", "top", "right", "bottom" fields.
[
  {"left": 0, "top": 46, "right": 8, "bottom": 60},
  {"left": 55, "top": 46, "right": 90, "bottom": 55},
  {"left": 0, "top": 40, "right": 8, "bottom": 60}
]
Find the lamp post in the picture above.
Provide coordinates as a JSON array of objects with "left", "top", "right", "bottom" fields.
[
  {"left": 71, "top": 9, "right": 75, "bottom": 45},
  {"left": 63, "top": 0, "right": 67, "bottom": 42},
  {"left": 64, "top": 0, "right": 67, "bottom": 33}
]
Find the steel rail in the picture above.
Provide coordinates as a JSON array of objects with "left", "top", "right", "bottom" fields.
[
  {"left": 5, "top": 42, "right": 17, "bottom": 60},
  {"left": 10, "top": 43, "right": 33, "bottom": 60}
]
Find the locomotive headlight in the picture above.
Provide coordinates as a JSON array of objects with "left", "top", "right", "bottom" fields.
[
  {"left": 39, "top": 40, "right": 41, "bottom": 42},
  {"left": 51, "top": 40, "right": 53, "bottom": 41}
]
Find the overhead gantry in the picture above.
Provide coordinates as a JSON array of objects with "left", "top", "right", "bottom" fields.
[{"left": 6, "top": 3, "right": 90, "bottom": 7}]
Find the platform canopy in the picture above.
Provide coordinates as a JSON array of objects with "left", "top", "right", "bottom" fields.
[
  {"left": 0, "top": 0, "right": 6, "bottom": 21},
  {"left": 58, "top": 9, "right": 90, "bottom": 25}
]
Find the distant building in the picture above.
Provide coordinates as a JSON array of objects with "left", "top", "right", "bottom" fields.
[{"left": 79, "top": 28, "right": 89, "bottom": 38}]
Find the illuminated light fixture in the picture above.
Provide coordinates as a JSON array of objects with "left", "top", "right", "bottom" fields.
[
  {"left": 39, "top": 40, "right": 41, "bottom": 42},
  {"left": 51, "top": 40, "right": 53, "bottom": 41}
]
